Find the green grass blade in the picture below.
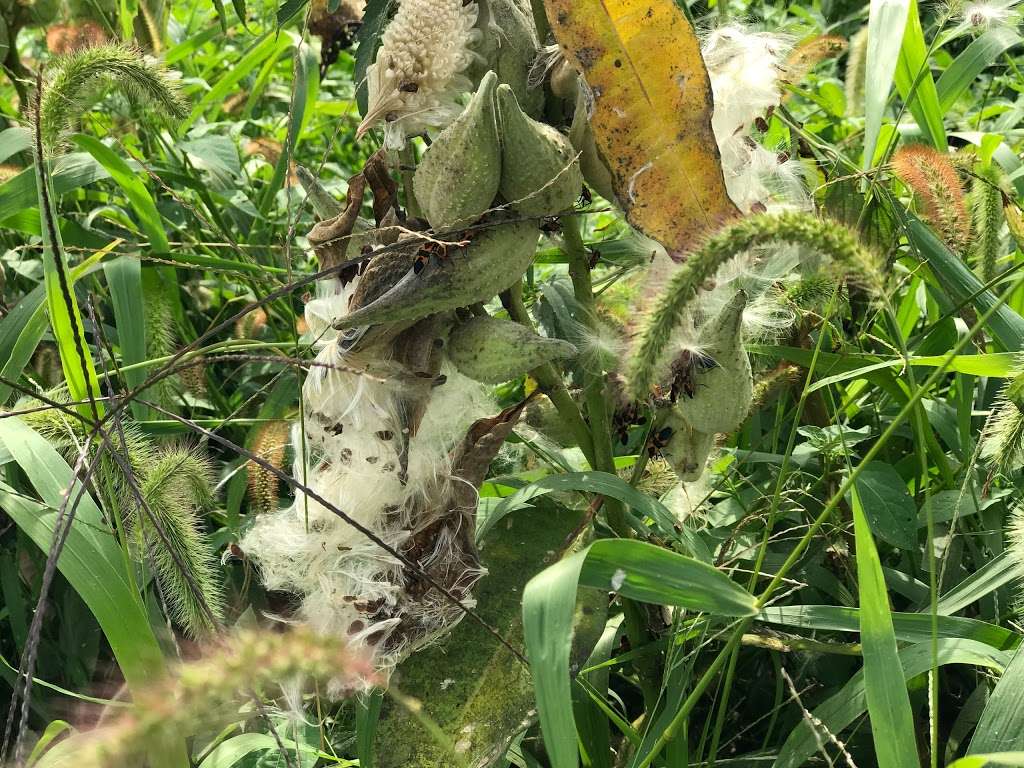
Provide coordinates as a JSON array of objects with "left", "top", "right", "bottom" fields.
[
  {"left": 776, "top": 640, "right": 1011, "bottom": 768},
  {"left": 906, "top": 217, "right": 1024, "bottom": 349},
  {"left": 969, "top": 644, "right": 1024, "bottom": 753},
  {"left": 937, "top": 27, "right": 1022, "bottom": 113},
  {"left": 758, "top": 605, "right": 1018, "bottom": 649},
  {"left": 72, "top": 134, "right": 169, "bottom": 252},
  {"left": 893, "top": 0, "right": 946, "bottom": 150},
  {"left": 523, "top": 539, "right": 756, "bottom": 768},
  {"left": 851, "top": 484, "right": 918, "bottom": 768},
  {"left": 103, "top": 256, "right": 149, "bottom": 419},
  {"left": 864, "top": 0, "right": 911, "bottom": 169},
  {"left": 936, "top": 551, "right": 1019, "bottom": 615}
]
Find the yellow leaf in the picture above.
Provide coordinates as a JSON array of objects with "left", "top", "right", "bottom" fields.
[{"left": 545, "top": 0, "right": 739, "bottom": 256}]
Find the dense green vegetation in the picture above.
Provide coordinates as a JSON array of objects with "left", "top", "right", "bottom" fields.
[{"left": 4, "top": 0, "right": 1024, "bottom": 767}]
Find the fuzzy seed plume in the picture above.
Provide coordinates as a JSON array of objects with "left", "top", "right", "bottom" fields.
[
  {"left": 359, "top": 0, "right": 481, "bottom": 147},
  {"left": 627, "top": 212, "right": 881, "bottom": 398},
  {"left": 891, "top": 144, "right": 971, "bottom": 253}
]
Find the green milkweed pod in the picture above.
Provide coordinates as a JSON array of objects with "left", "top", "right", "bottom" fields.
[
  {"left": 414, "top": 71, "right": 502, "bottom": 231},
  {"left": 568, "top": 89, "right": 618, "bottom": 206},
  {"left": 333, "top": 217, "right": 539, "bottom": 332},
  {"left": 447, "top": 314, "right": 576, "bottom": 383},
  {"left": 471, "top": 0, "right": 544, "bottom": 118},
  {"left": 659, "top": 410, "right": 715, "bottom": 483},
  {"left": 495, "top": 83, "right": 582, "bottom": 217},
  {"left": 674, "top": 290, "right": 753, "bottom": 435}
]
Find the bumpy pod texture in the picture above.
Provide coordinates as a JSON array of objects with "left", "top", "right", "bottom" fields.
[
  {"left": 470, "top": 0, "right": 544, "bottom": 117},
  {"left": 496, "top": 83, "right": 582, "bottom": 217},
  {"left": 568, "top": 90, "right": 617, "bottom": 205},
  {"left": 447, "top": 314, "right": 577, "bottom": 383},
  {"left": 359, "top": 0, "right": 481, "bottom": 147},
  {"left": 891, "top": 144, "right": 971, "bottom": 253},
  {"left": 333, "top": 218, "right": 540, "bottom": 331},
  {"left": 673, "top": 291, "right": 753, "bottom": 435},
  {"left": 414, "top": 71, "right": 501, "bottom": 231},
  {"left": 628, "top": 211, "right": 881, "bottom": 398}
]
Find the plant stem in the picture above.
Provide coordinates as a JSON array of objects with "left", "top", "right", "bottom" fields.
[{"left": 502, "top": 285, "right": 597, "bottom": 467}]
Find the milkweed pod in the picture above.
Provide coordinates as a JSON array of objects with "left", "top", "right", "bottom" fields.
[
  {"left": 333, "top": 217, "right": 539, "bottom": 331},
  {"left": 296, "top": 164, "right": 344, "bottom": 220},
  {"left": 471, "top": 0, "right": 544, "bottom": 117},
  {"left": 496, "top": 83, "right": 582, "bottom": 217},
  {"left": 414, "top": 71, "right": 502, "bottom": 231},
  {"left": 447, "top": 315, "right": 576, "bottom": 383},
  {"left": 568, "top": 88, "right": 618, "bottom": 206},
  {"left": 675, "top": 290, "right": 753, "bottom": 435},
  {"left": 659, "top": 410, "right": 715, "bottom": 483}
]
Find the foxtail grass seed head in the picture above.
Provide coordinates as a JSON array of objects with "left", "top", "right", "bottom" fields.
[
  {"left": 137, "top": 446, "right": 225, "bottom": 637},
  {"left": 627, "top": 211, "right": 881, "bottom": 398},
  {"left": 981, "top": 369, "right": 1024, "bottom": 475},
  {"left": 247, "top": 420, "right": 291, "bottom": 513},
  {"left": 845, "top": 26, "right": 868, "bottom": 117},
  {"left": 413, "top": 70, "right": 501, "bottom": 231},
  {"left": 1008, "top": 503, "right": 1024, "bottom": 616},
  {"left": 782, "top": 35, "right": 847, "bottom": 100},
  {"left": 73, "top": 629, "right": 374, "bottom": 768},
  {"left": 969, "top": 163, "right": 1008, "bottom": 282},
  {"left": 495, "top": 83, "right": 583, "bottom": 217},
  {"left": 359, "top": 0, "right": 481, "bottom": 147},
  {"left": 36, "top": 43, "right": 186, "bottom": 154},
  {"left": 891, "top": 144, "right": 971, "bottom": 253}
]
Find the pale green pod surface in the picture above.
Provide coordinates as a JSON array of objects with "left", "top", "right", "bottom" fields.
[
  {"left": 675, "top": 290, "right": 753, "bottom": 435},
  {"left": 333, "top": 218, "right": 539, "bottom": 331},
  {"left": 414, "top": 72, "right": 502, "bottom": 231},
  {"left": 568, "top": 90, "right": 618, "bottom": 206},
  {"left": 448, "top": 315, "right": 576, "bottom": 383},
  {"left": 660, "top": 410, "right": 715, "bottom": 483},
  {"left": 496, "top": 83, "right": 582, "bottom": 218},
  {"left": 471, "top": 0, "right": 544, "bottom": 118}
]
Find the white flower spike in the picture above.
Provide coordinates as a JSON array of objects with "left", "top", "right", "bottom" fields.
[{"left": 358, "top": 0, "right": 482, "bottom": 148}]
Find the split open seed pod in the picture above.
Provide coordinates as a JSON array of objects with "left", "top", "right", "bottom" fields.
[
  {"left": 674, "top": 290, "right": 753, "bottom": 435},
  {"left": 333, "top": 217, "right": 539, "bottom": 332}
]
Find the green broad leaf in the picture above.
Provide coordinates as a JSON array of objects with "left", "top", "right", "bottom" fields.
[
  {"left": 970, "top": 644, "right": 1024, "bottom": 753},
  {"left": 197, "top": 733, "right": 349, "bottom": 767},
  {"left": 0, "top": 152, "right": 110, "bottom": 223},
  {"left": 906, "top": 216, "right": 1024, "bottom": 350},
  {"left": 937, "top": 27, "right": 1022, "bottom": 113},
  {"left": 372, "top": 501, "right": 599, "bottom": 768},
  {"left": 893, "top": 0, "right": 946, "bottom": 151},
  {"left": 0, "top": 125, "right": 29, "bottom": 163},
  {"left": 758, "top": 605, "right": 1018, "bottom": 650},
  {"left": 776, "top": 640, "right": 1012, "bottom": 768},
  {"left": 951, "top": 754, "right": 1024, "bottom": 768},
  {"left": 523, "top": 539, "right": 756, "bottom": 768},
  {"left": 863, "top": 0, "right": 911, "bottom": 169},
  {"left": 481, "top": 470, "right": 710, "bottom": 560},
  {"left": 71, "top": 135, "right": 169, "bottom": 253},
  {"left": 0, "top": 297, "right": 47, "bottom": 405},
  {"left": 850, "top": 483, "right": 918, "bottom": 768},
  {"left": 848, "top": 462, "right": 917, "bottom": 550}
]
